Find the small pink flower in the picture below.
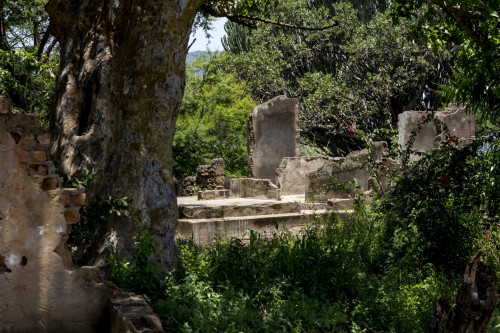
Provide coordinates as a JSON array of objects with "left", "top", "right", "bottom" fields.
[{"left": 348, "top": 124, "right": 356, "bottom": 133}]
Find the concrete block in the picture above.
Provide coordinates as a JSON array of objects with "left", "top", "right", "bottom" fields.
[
  {"left": 276, "top": 156, "right": 337, "bottom": 195},
  {"left": 198, "top": 189, "right": 229, "bottom": 200},
  {"left": 248, "top": 96, "right": 300, "bottom": 182},
  {"left": 229, "top": 178, "right": 280, "bottom": 200}
]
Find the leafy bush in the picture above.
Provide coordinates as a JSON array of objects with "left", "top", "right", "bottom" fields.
[
  {"left": 378, "top": 132, "right": 499, "bottom": 276},
  {"left": 150, "top": 207, "right": 460, "bottom": 332},
  {"left": 174, "top": 54, "right": 255, "bottom": 178}
]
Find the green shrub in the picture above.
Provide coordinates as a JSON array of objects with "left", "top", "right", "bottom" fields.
[{"left": 379, "top": 134, "right": 499, "bottom": 276}]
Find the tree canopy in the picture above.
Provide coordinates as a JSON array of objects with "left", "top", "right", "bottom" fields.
[
  {"left": 174, "top": 54, "right": 255, "bottom": 178},
  {"left": 0, "top": 0, "right": 57, "bottom": 119},
  {"left": 220, "top": 0, "right": 452, "bottom": 154},
  {"left": 393, "top": 0, "right": 500, "bottom": 123}
]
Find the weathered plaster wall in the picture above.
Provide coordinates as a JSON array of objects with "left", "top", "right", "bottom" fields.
[
  {"left": 276, "top": 157, "right": 336, "bottom": 195},
  {"left": 0, "top": 110, "right": 114, "bottom": 333},
  {"left": 0, "top": 103, "right": 165, "bottom": 333},
  {"left": 248, "top": 96, "right": 300, "bottom": 182},
  {"left": 398, "top": 106, "right": 475, "bottom": 154}
]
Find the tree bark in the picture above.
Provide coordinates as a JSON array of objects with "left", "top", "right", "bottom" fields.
[
  {"left": 46, "top": 0, "right": 203, "bottom": 270},
  {"left": 451, "top": 250, "right": 498, "bottom": 333}
]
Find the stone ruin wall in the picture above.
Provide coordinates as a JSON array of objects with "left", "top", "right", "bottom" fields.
[
  {"left": 398, "top": 106, "right": 475, "bottom": 153},
  {"left": 248, "top": 95, "right": 300, "bottom": 182},
  {"left": 0, "top": 97, "right": 164, "bottom": 333},
  {"left": 178, "top": 98, "right": 475, "bottom": 203}
]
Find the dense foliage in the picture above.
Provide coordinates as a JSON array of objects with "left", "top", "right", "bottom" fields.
[
  {"left": 0, "top": 0, "right": 57, "bottom": 122},
  {"left": 110, "top": 130, "right": 500, "bottom": 331},
  {"left": 221, "top": 0, "right": 452, "bottom": 154},
  {"left": 4, "top": 0, "right": 498, "bottom": 331},
  {"left": 392, "top": 0, "right": 500, "bottom": 124},
  {"left": 173, "top": 54, "right": 255, "bottom": 178}
]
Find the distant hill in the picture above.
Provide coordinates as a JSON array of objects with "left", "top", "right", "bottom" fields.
[
  {"left": 186, "top": 50, "right": 220, "bottom": 64},
  {"left": 186, "top": 51, "right": 208, "bottom": 63}
]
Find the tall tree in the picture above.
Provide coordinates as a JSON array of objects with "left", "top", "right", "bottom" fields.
[
  {"left": 222, "top": 0, "right": 451, "bottom": 154},
  {"left": 46, "top": 0, "right": 203, "bottom": 268},
  {"left": 45, "top": 0, "right": 281, "bottom": 269}
]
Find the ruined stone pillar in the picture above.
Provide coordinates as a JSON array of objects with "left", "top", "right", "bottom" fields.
[{"left": 248, "top": 96, "right": 300, "bottom": 182}]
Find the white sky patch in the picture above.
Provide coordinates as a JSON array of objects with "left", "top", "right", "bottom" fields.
[{"left": 189, "top": 18, "right": 228, "bottom": 52}]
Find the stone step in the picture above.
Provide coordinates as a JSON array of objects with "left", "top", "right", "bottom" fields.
[
  {"left": 178, "top": 200, "right": 329, "bottom": 219},
  {"left": 177, "top": 210, "right": 353, "bottom": 245}
]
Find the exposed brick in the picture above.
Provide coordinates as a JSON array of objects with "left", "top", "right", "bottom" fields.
[
  {"left": 30, "top": 164, "right": 49, "bottom": 176},
  {"left": 64, "top": 207, "right": 81, "bottom": 224},
  {"left": 15, "top": 149, "right": 30, "bottom": 163},
  {"left": 31, "top": 151, "right": 47, "bottom": 164},
  {"left": 19, "top": 135, "right": 36, "bottom": 150},
  {"left": 70, "top": 193, "right": 86, "bottom": 206},
  {"left": 42, "top": 177, "right": 59, "bottom": 190},
  {"left": 35, "top": 133, "right": 51, "bottom": 145}
]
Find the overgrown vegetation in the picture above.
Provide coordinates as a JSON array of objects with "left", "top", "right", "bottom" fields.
[
  {"left": 0, "top": 0, "right": 58, "bottom": 125},
  {"left": 108, "top": 131, "right": 500, "bottom": 332},
  {"left": 173, "top": 54, "right": 255, "bottom": 178},
  {"left": 4, "top": 0, "right": 499, "bottom": 331}
]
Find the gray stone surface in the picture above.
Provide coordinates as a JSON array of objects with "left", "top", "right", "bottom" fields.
[
  {"left": 275, "top": 156, "right": 336, "bottom": 195},
  {"left": 371, "top": 141, "right": 389, "bottom": 161},
  {"left": 398, "top": 111, "right": 437, "bottom": 151},
  {"left": 197, "top": 189, "right": 229, "bottom": 200},
  {"left": 398, "top": 106, "right": 475, "bottom": 155},
  {"left": 435, "top": 106, "right": 475, "bottom": 144},
  {"left": 177, "top": 195, "right": 351, "bottom": 244},
  {"left": 248, "top": 96, "right": 300, "bottom": 181},
  {"left": 305, "top": 170, "right": 337, "bottom": 202},
  {"left": 177, "top": 211, "right": 334, "bottom": 245},
  {"left": 229, "top": 178, "right": 281, "bottom": 200},
  {"left": 305, "top": 146, "right": 390, "bottom": 201}
]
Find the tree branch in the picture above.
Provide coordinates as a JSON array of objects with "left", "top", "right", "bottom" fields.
[
  {"left": 427, "top": 0, "right": 486, "bottom": 47},
  {"left": 36, "top": 28, "right": 51, "bottom": 60},
  {"left": 41, "top": 38, "right": 58, "bottom": 64},
  {"left": 200, "top": 4, "right": 338, "bottom": 31}
]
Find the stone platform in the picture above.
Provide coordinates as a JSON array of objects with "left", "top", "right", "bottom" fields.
[{"left": 176, "top": 195, "right": 353, "bottom": 244}]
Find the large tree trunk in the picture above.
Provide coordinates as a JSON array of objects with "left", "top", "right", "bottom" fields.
[
  {"left": 431, "top": 251, "right": 498, "bottom": 333},
  {"left": 451, "top": 251, "right": 498, "bottom": 333},
  {"left": 46, "top": 0, "right": 203, "bottom": 270}
]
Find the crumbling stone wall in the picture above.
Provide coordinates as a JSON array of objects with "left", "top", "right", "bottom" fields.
[
  {"left": 196, "top": 158, "right": 225, "bottom": 190},
  {"left": 248, "top": 96, "right": 300, "bottom": 182},
  {"left": 0, "top": 98, "right": 164, "bottom": 333},
  {"left": 178, "top": 158, "right": 225, "bottom": 196},
  {"left": 398, "top": 105, "right": 475, "bottom": 155},
  {"left": 305, "top": 142, "right": 393, "bottom": 202}
]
